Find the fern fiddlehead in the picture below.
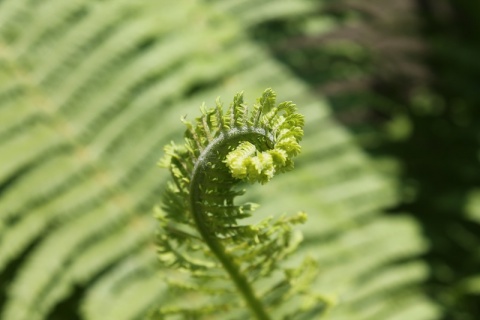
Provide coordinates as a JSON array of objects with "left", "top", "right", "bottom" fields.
[{"left": 154, "top": 89, "right": 329, "bottom": 319}]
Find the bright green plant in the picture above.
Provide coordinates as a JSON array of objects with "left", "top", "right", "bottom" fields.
[{"left": 152, "top": 88, "right": 332, "bottom": 319}]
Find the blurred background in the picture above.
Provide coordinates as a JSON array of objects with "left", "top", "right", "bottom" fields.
[{"left": 0, "top": 0, "right": 479, "bottom": 319}]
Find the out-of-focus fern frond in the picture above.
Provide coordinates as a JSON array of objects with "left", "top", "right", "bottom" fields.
[{"left": 0, "top": 0, "right": 439, "bottom": 319}]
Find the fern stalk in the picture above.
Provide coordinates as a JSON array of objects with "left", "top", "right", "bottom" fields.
[{"left": 190, "top": 128, "right": 275, "bottom": 320}]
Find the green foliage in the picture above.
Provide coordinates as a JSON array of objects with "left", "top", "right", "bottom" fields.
[
  {"left": 153, "top": 89, "right": 330, "bottom": 319},
  {"left": 0, "top": 0, "right": 458, "bottom": 319}
]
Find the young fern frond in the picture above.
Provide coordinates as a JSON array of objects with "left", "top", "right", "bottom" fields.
[{"left": 152, "top": 89, "right": 333, "bottom": 319}]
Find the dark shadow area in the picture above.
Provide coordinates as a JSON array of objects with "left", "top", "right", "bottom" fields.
[
  {"left": 46, "top": 283, "right": 84, "bottom": 320},
  {"left": 0, "top": 235, "right": 41, "bottom": 314}
]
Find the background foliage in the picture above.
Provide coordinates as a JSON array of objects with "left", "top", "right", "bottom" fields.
[{"left": 0, "top": 0, "right": 478, "bottom": 319}]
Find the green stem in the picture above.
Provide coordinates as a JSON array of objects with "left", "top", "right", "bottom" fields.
[
  {"left": 191, "top": 210, "right": 271, "bottom": 320},
  {"left": 189, "top": 128, "right": 273, "bottom": 320}
]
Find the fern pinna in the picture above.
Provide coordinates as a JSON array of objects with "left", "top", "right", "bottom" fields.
[{"left": 152, "top": 89, "right": 332, "bottom": 319}]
